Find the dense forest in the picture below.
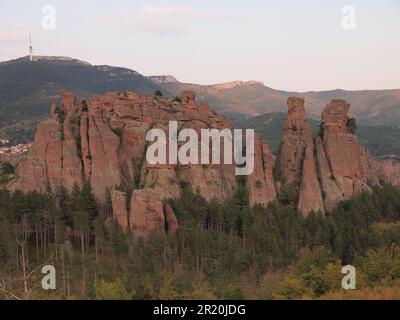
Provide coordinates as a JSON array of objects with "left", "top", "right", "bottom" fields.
[{"left": 0, "top": 176, "right": 400, "bottom": 300}]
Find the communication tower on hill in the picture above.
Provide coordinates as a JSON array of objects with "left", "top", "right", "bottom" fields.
[{"left": 29, "top": 33, "right": 33, "bottom": 61}]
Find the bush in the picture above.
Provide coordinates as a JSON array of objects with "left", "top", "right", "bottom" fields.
[
  {"left": 82, "top": 100, "right": 89, "bottom": 112},
  {"left": 347, "top": 117, "right": 357, "bottom": 133},
  {"left": 95, "top": 279, "right": 131, "bottom": 300},
  {"left": 1, "top": 162, "right": 14, "bottom": 175},
  {"left": 172, "top": 96, "right": 182, "bottom": 103},
  {"left": 111, "top": 127, "right": 123, "bottom": 139}
]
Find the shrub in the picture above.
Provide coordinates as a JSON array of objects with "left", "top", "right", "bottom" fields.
[
  {"left": 172, "top": 96, "right": 182, "bottom": 103},
  {"left": 347, "top": 117, "right": 357, "bottom": 133},
  {"left": 95, "top": 279, "right": 131, "bottom": 300},
  {"left": 154, "top": 90, "right": 163, "bottom": 97}
]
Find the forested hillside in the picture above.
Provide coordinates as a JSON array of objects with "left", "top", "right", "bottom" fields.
[
  {"left": 1, "top": 178, "right": 400, "bottom": 300},
  {"left": 0, "top": 57, "right": 167, "bottom": 143}
]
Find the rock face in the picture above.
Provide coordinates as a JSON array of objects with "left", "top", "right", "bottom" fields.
[
  {"left": 276, "top": 97, "right": 324, "bottom": 214},
  {"left": 275, "top": 97, "right": 400, "bottom": 214},
  {"left": 11, "top": 90, "right": 276, "bottom": 235},
  {"left": 317, "top": 99, "right": 371, "bottom": 211},
  {"left": 247, "top": 134, "right": 277, "bottom": 206},
  {"left": 129, "top": 189, "right": 167, "bottom": 237},
  {"left": 111, "top": 188, "right": 179, "bottom": 237},
  {"left": 360, "top": 147, "right": 400, "bottom": 188},
  {"left": 163, "top": 203, "right": 179, "bottom": 235},
  {"left": 111, "top": 190, "right": 129, "bottom": 231},
  {"left": 10, "top": 90, "right": 400, "bottom": 227}
]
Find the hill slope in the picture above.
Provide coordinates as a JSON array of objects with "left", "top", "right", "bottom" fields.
[
  {"left": 1, "top": 56, "right": 399, "bottom": 144},
  {"left": 234, "top": 112, "right": 400, "bottom": 160},
  {"left": 0, "top": 56, "right": 167, "bottom": 143},
  {"left": 156, "top": 79, "right": 400, "bottom": 125}
]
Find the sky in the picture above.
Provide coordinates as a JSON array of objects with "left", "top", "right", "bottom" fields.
[{"left": 0, "top": 0, "right": 399, "bottom": 92}]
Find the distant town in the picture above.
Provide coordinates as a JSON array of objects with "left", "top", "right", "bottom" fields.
[{"left": 0, "top": 138, "right": 31, "bottom": 156}]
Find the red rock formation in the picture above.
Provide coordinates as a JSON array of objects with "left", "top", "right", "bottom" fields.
[
  {"left": 276, "top": 97, "right": 309, "bottom": 185},
  {"left": 276, "top": 97, "right": 324, "bottom": 214},
  {"left": 315, "top": 136, "right": 344, "bottom": 211},
  {"left": 12, "top": 89, "right": 400, "bottom": 226},
  {"left": 317, "top": 99, "right": 371, "bottom": 211},
  {"left": 164, "top": 203, "right": 179, "bottom": 235},
  {"left": 360, "top": 148, "right": 400, "bottom": 188},
  {"left": 111, "top": 190, "right": 129, "bottom": 230},
  {"left": 11, "top": 90, "right": 277, "bottom": 235},
  {"left": 181, "top": 90, "right": 196, "bottom": 109},
  {"left": 376, "top": 160, "right": 400, "bottom": 187},
  {"left": 248, "top": 134, "right": 277, "bottom": 205},
  {"left": 129, "top": 188, "right": 166, "bottom": 237},
  {"left": 111, "top": 188, "right": 179, "bottom": 237}
]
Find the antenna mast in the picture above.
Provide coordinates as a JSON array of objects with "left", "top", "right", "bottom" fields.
[{"left": 29, "top": 33, "right": 33, "bottom": 61}]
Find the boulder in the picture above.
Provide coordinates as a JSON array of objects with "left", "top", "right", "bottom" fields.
[{"left": 111, "top": 190, "right": 129, "bottom": 231}]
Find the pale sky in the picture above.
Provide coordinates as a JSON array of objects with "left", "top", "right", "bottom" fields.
[{"left": 0, "top": 0, "right": 399, "bottom": 91}]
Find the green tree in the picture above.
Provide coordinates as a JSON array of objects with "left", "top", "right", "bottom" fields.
[{"left": 96, "top": 279, "right": 131, "bottom": 300}]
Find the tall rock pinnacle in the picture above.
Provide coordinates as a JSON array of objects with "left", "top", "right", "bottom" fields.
[
  {"left": 316, "top": 99, "right": 371, "bottom": 211},
  {"left": 276, "top": 97, "right": 325, "bottom": 214}
]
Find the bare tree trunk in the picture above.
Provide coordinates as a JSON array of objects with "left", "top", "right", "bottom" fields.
[
  {"left": 35, "top": 223, "right": 39, "bottom": 261},
  {"left": 61, "top": 245, "right": 66, "bottom": 297},
  {"left": 54, "top": 217, "right": 58, "bottom": 263},
  {"left": 17, "top": 240, "right": 29, "bottom": 300},
  {"left": 81, "top": 231, "right": 86, "bottom": 298}
]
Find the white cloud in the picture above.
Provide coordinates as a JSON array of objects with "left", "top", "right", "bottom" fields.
[
  {"left": 99, "top": 4, "right": 245, "bottom": 36},
  {"left": 99, "top": 13, "right": 192, "bottom": 36},
  {"left": 0, "top": 20, "right": 25, "bottom": 28},
  {"left": 142, "top": 4, "right": 243, "bottom": 20},
  {"left": 0, "top": 20, "right": 26, "bottom": 44},
  {"left": 0, "top": 32, "right": 25, "bottom": 44},
  {"left": 142, "top": 5, "right": 194, "bottom": 16}
]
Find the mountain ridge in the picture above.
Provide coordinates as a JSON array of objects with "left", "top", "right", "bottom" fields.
[
  {"left": 1, "top": 56, "right": 399, "bottom": 145},
  {"left": 154, "top": 75, "right": 400, "bottom": 125},
  {"left": 0, "top": 56, "right": 168, "bottom": 143}
]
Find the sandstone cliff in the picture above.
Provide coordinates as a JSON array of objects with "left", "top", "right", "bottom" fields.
[
  {"left": 316, "top": 99, "right": 372, "bottom": 211},
  {"left": 276, "top": 97, "right": 400, "bottom": 214},
  {"left": 10, "top": 90, "right": 400, "bottom": 231},
  {"left": 10, "top": 90, "right": 277, "bottom": 236},
  {"left": 276, "top": 97, "right": 324, "bottom": 214}
]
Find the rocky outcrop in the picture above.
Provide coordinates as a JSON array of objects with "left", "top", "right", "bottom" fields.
[
  {"left": 111, "top": 190, "right": 129, "bottom": 231},
  {"left": 181, "top": 91, "right": 197, "bottom": 109},
  {"left": 317, "top": 99, "right": 371, "bottom": 211},
  {"left": 129, "top": 189, "right": 167, "bottom": 237},
  {"left": 315, "top": 136, "right": 344, "bottom": 211},
  {"left": 11, "top": 90, "right": 277, "bottom": 236},
  {"left": 360, "top": 148, "right": 400, "bottom": 188},
  {"left": 276, "top": 97, "right": 324, "bottom": 214},
  {"left": 164, "top": 203, "right": 179, "bottom": 235},
  {"left": 111, "top": 188, "right": 179, "bottom": 237},
  {"left": 10, "top": 89, "right": 400, "bottom": 228},
  {"left": 376, "top": 160, "right": 400, "bottom": 187},
  {"left": 275, "top": 97, "right": 400, "bottom": 214},
  {"left": 247, "top": 134, "right": 277, "bottom": 206}
]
